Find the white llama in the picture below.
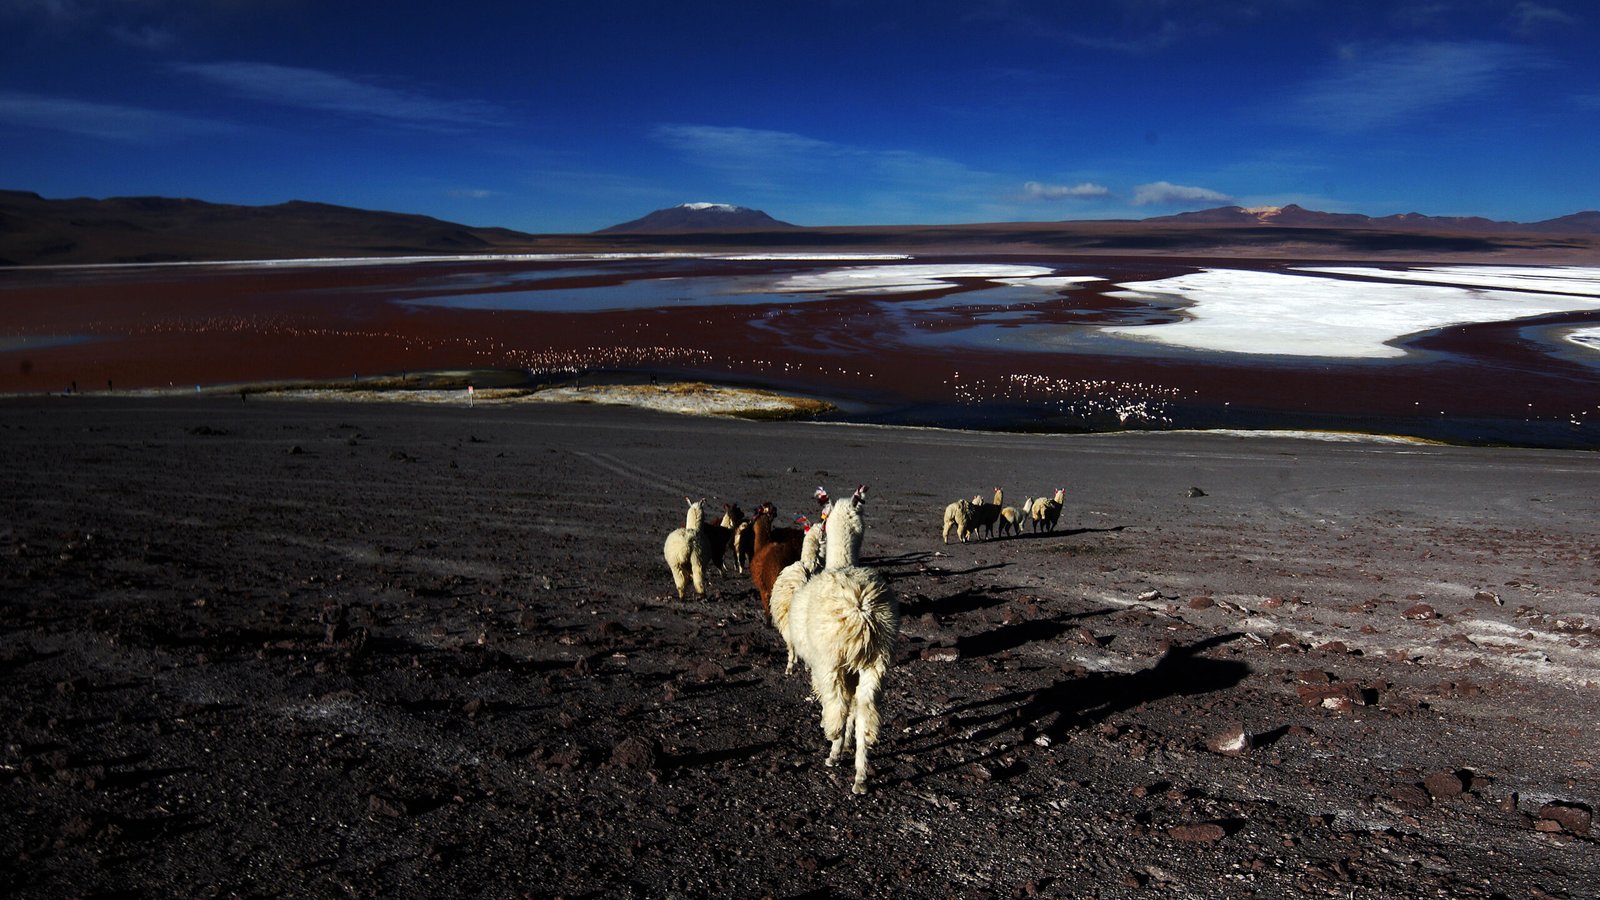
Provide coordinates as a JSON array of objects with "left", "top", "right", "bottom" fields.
[{"left": 784, "top": 487, "right": 898, "bottom": 794}]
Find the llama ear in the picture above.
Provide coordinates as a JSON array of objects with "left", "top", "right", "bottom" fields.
[{"left": 684, "top": 496, "right": 693, "bottom": 506}]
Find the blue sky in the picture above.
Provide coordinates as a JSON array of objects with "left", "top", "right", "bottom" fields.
[{"left": 2, "top": 1, "right": 1596, "bottom": 232}]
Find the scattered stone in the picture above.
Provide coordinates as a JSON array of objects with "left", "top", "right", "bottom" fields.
[
  {"left": 1072, "top": 627, "right": 1101, "bottom": 647},
  {"left": 1474, "top": 590, "right": 1503, "bottom": 606},
  {"left": 1294, "top": 669, "right": 1332, "bottom": 684},
  {"left": 1167, "top": 823, "right": 1226, "bottom": 843},
  {"left": 1267, "top": 632, "right": 1305, "bottom": 653},
  {"left": 1136, "top": 590, "right": 1161, "bottom": 603},
  {"left": 1188, "top": 596, "right": 1216, "bottom": 610},
  {"left": 1402, "top": 603, "right": 1437, "bottom": 620},
  {"left": 687, "top": 660, "right": 724, "bottom": 683},
  {"left": 1538, "top": 802, "right": 1592, "bottom": 836},
  {"left": 1316, "top": 640, "right": 1351, "bottom": 654},
  {"left": 1262, "top": 596, "right": 1285, "bottom": 609},
  {"left": 921, "top": 646, "right": 960, "bottom": 663},
  {"left": 1186, "top": 486, "right": 1207, "bottom": 498},
  {"left": 1423, "top": 771, "right": 1464, "bottom": 800},
  {"left": 609, "top": 735, "right": 660, "bottom": 771},
  {"left": 368, "top": 794, "right": 408, "bottom": 818},
  {"left": 1295, "top": 682, "right": 1366, "bottom": 710},
  {"left": 1206, "top": 722, "right": 1252, "bottom": 757},
  {"left": 1388, "top": 783, "right": 1431, "bottom": 811}
]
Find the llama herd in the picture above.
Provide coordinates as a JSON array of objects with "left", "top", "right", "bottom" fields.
[
  {"left": 942, "top": 486, "right": 1065, "bottom": 544},
  {"left": 662, "top": 485, "right": 897, "bottom": 794},
  {"left": 661, "top": 483, "right": 1070, "bottom": 794}
]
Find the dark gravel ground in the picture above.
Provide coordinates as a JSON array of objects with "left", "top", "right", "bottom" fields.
[{"left": 2, "top": 397, "right": 1597, "bottom": 898}]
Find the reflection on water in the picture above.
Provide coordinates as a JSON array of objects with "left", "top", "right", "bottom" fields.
[
  {"left": 0, "top": 335, "right": 95, "bottom": 352},
  {"left": 397, "top": 276, "right": 795, "bottom": 312},
  {"left": 8, "top": 254, "right": 1599, "bottom": 448},
  {"left": 392, "top": 268, "right": 1087, "bottom": 314}
]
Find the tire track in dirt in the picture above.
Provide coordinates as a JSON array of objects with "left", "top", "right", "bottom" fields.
[{"left": 571, "top": 449, "right": 719, "bottom": 500}]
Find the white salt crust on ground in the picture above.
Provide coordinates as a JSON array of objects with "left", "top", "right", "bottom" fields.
[{"left": 1101, "top": 268, "right": 1600, "bottom": 358}]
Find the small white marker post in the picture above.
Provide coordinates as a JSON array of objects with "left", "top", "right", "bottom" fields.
[{"left": 467, "top": 384, "right": 475, "bottom": 408}]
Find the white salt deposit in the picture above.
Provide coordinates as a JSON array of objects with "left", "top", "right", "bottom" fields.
[
  {"left": 1103, "top": 268, "right": 1600, "bottom": 358},
  {"left": 995, "top": 275, "right": 1106, "bottom": 289},
  {"left": 1298, "top": 265, "right": 1600, "bottom": 297},
  {"left": 771, "top": 263, "right": 1056, "bottom": 295},
  {"left": 1566, "top": 325, "right": 1600, "bottom": 352}
]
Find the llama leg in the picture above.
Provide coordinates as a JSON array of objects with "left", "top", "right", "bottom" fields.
[
  {"left": 690, "top": 554, "right": 705, "bottom": 598},
  {"left": 813, "top": 668, "right": 847, "bottom": 766},
  {"left": 851, "top": 667, "right": 884, "bottom": 794},
  {"left": 670, "top": 563, "right": 687, "bottom": 600}
]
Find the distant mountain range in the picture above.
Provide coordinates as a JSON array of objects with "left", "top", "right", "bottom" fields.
[
  {"left": 0, "top": 189, "right": 536, "bottom": 266},
  {"left": 1145, "top": 203, "right": 1600, "bottom": 234},
  {"left": 4, "top": 189, "right": 1599, "bottom": 266},
  {"left": 596, "top": 203, "right": 797, "bottom": 233}
]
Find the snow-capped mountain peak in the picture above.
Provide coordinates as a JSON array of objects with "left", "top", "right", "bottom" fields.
[{"left": 597, "top": 203, "right": 797, "bottom": 233}]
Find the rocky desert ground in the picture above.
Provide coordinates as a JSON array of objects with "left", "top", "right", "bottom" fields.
[{"left": 2, "top": 397, "right": 1597, "bottom": 898}]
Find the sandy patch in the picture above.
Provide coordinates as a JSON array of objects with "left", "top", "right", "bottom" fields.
[{"left": 251, "top": 379, "right": 833, "bottom": 419}]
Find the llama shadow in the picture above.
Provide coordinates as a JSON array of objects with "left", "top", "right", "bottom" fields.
[
  {"left": 897, "top": 634, "right": 1249, "bottom": 778},
  {"left": 899, "top": 586, "right": 1016, "bottom": 618},
  {"left": 872, "top": 550, "right": 941, "bottom": 568},
  {"left": 953, "top": 608, "right": 1116, "bottom": 659},
  {"left": 1002, "top": 524, "right": 1130, "bottom": 543},
  {"left": 667, "top": 740, "right": 781, "bottom": 773}
]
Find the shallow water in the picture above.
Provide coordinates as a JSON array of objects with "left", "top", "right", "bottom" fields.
[{"left": 3, "top": 254, "right": 1598, "bottom": 448}]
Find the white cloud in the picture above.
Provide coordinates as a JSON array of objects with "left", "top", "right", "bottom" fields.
[
  {"left": 1291, "top": 40, "right": 1535, "bottom": 132},
  {"left": 1131, "top": 180, "right": 1232, "bottom": 206},
  {"left": 448, "top": 188, "right": 495, "bottom": 199},
  {"left": 0, "top": 89, "right": 235, "bottom": 142},
  {"left": 175, "top": 61, "right": 508, "bottom": 129},
  {"left": 1022, "top": 180, "right": 1110, "bottom": 200}
]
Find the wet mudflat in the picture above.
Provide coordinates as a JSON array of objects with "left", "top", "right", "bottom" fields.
[{"left": 1, "top": 397, "right": 1596, "bottom": 897}]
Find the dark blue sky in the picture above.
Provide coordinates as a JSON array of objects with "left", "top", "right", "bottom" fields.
[{"left": 3, "top": 0, "right": 1595, "bottom": 232}]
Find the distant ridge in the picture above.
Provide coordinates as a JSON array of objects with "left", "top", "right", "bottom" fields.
[
  {"left": 1144, "top": 203, "right": 1600, "bottom": 235},
  {"left": 0, "top": 189, "right": 536, "bottom": 266},
  {"left": 597, "top": 203, "right": 797, "bottom": 233},
  {"left": 5, "top": 189, "right": 1599, "bottom": 266}
]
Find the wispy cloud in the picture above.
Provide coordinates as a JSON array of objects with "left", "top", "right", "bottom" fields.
[
  {"left": 655, "top": 123, "right": 987, "bottom": 190},
  {"left": 1022, "top": 180, "right": 1111, "bottom": 200},
  {"left": 3, "top": 0, "right": 180, "bottom": 48},
  {"left": 112, "top": 22, "right": 176, "bottom": 49},
  {"left": 652, "top": 123, "right": 1011, "bottom": 223},
  {"left": 0, "top": 89, "right": 236, "bottom": 142},
  {"left": 1291, "top": 40, "right": 1536, "bottom": 132},
  {"left": 1509, "top": 1, "right": 1577, "bottom": 35},
  {"left": 1132, "top": 181, "right": 1233, "bottom": 206},
  {"left": 966, "top": 0, "right": 1303, "bottom": 55},
  {"left": 175, "top": 61, "right": 509, "bottom": 129}
]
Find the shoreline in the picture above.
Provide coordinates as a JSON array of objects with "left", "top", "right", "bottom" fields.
[
  {"left": 4, "top": 253, "right": 1596, "bottom": 450},
  {"left": 2, "top": 371, "right": 1565, "bottom": 452}
]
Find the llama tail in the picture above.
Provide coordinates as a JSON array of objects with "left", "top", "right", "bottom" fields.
[{"left": 836, "top": 574, "right": 896, "bottom": 668}]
